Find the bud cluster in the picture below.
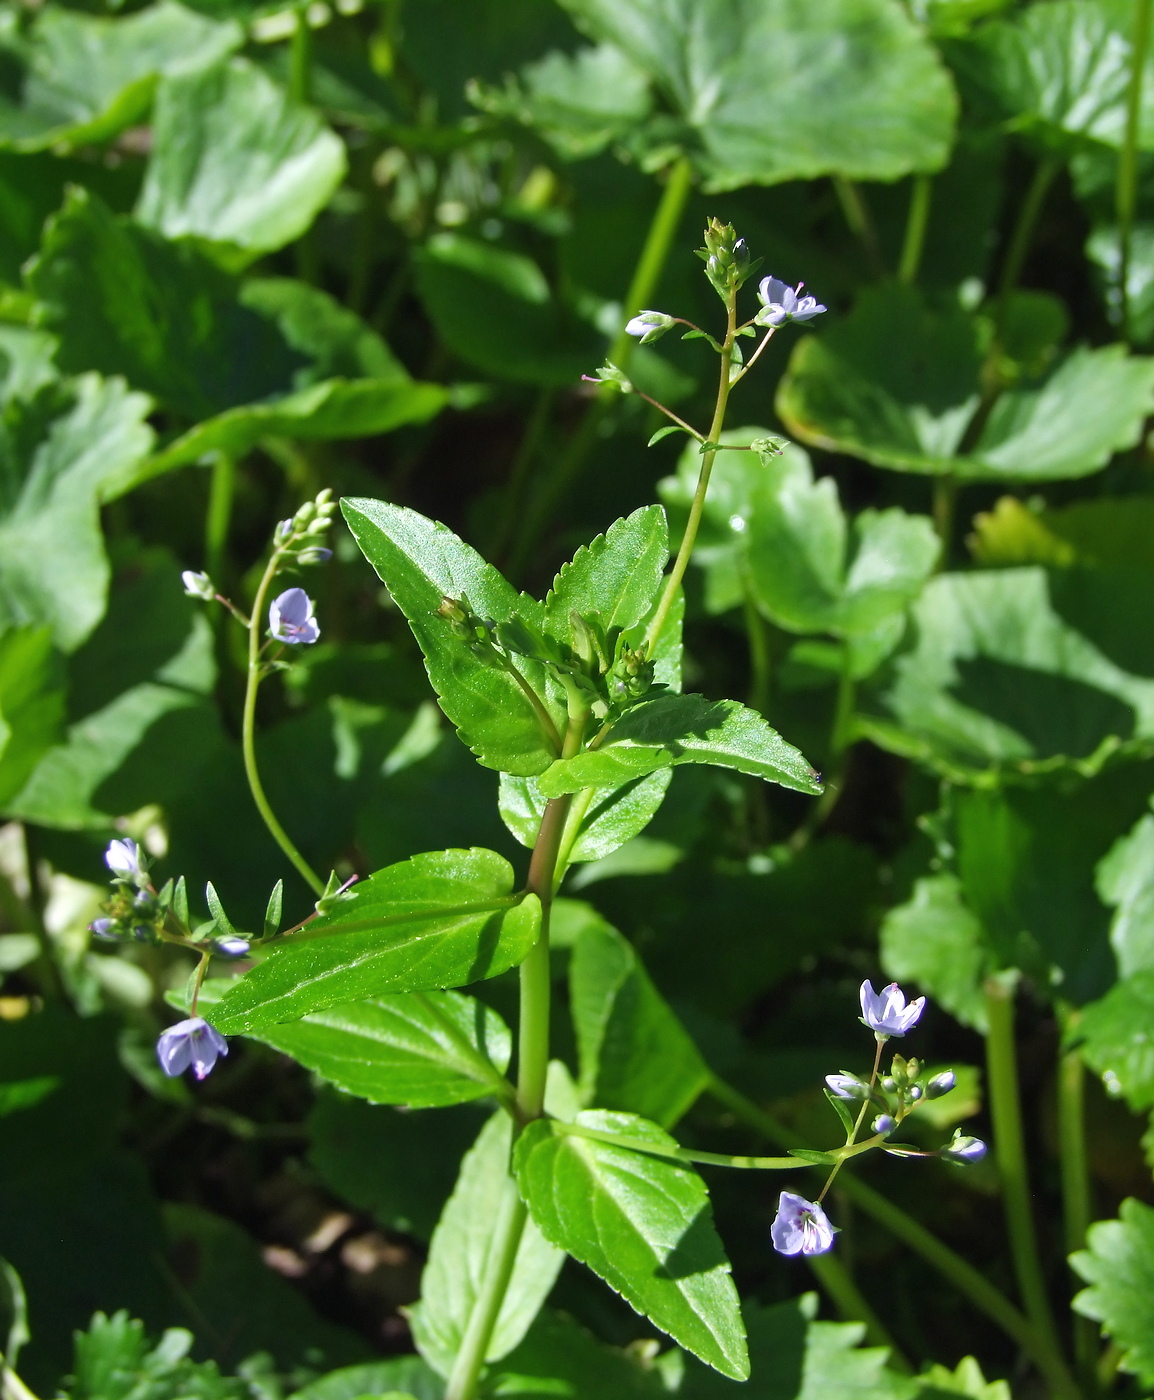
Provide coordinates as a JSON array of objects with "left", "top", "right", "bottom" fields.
[
  {"left": 274, "top": 488, "right": 336, "bottom": 566},
  {"left": 696, "top": 218, "right": 760, "bottom": 301},
  {"left": 90, "top": 839, "right": 165, "bottom": 944}
]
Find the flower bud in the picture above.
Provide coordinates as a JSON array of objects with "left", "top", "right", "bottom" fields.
[
  {"left": 908, "top": 1085, "right": 923, "bottom": 1101},
  {"left": 274, "top": 519, "right": 294, "bottom": 544},
  {"left": 297, "top": 547, "right": 333, "bottom": 566},
  {"left": 882, "top": 1077, "right": 897, "bottom": 1093},
  {"left": 90, "top": 917, "right": 117, "bottom": 940},
  {"left": 941, "top": 1132, "right": 987, "bottom": 1165},
  {"left": 181, "top": 570, "right": 215, "bottom": 601},
  {"left": 825, "top": 1073, "right": 867, "bottom": 1101},
  {"left": 214, "top": 935, "right": 251, "bottom": 958},
  {"left": 872, "top": 1114, "right": 896, "bottom": 1137},
  {"left": 925, "top": 1070, "right": 957, "bottom": 1099},
  {"left": 624, "top": 310, "right": 676, "bottom": 344}
]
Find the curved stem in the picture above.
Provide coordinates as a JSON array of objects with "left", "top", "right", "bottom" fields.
[
  {"left": 818, "top": 1037, "right": 883, "bottom": 1202},
  {"left": 932, "top": 474, "right": 956, "bottom": 562},
  {"left": 833, "top": 177, "right": 885, "bottom": 278},
  {"left": 205, "top": 453, "right": 235, "bottom": 587},
  {"left": 996, "top": 157, "right": 1059, "bottom": 328},
  {"left": 1117, "top": 0, "right": 1153, "bottom": 340},
  {"left": 898, "top": 175, "right": 933, "bottom": 286},
  {"left": 645, "top": 294, "right": 737, "bottom": 653},
  {"left": 1057, "top": 1030, "right": 1099, "bottom": 1393},
  {"left": 443, "top": 1178, "right": 529, "bottom": 1400},
  {"left": 242, "top": 553, "right": 325, "bottom": 897},
  {"left": 706, "top": 1074, "right": 1083, "bottom": 1400},
  {"left": 984, "top": 977, "right": 1066, "bottom": 1360}
]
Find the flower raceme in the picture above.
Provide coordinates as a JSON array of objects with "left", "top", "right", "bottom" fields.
[
  {"left": 771, "top": 1193, "right": 836, "bottom": 1256},
  {"left": 860, "top": 979, "right": 926, "bottom": 1038},
  {"left": 156, "top": 1017, "right": 228, "bottom": 1080},
  {"left": 269, "top": 588, "right": 320, "bottom": 645}
]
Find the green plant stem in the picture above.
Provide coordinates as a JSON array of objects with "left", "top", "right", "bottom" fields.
[
  {"left": 290, "top": 4, "right": 319, "bottom": 284},
  {"left": 706, "top": 1075, "right": 1083, "bottom": 1400},
  {"left": 2, "top": 1366, "right": 40, "bottom": 1400},
  {"left": 1118, "top": 0, "right": 1153, "bottom": 340},
  {"left": 1058, "top": 1029, "right": 1099, "bottom": 1393},
  {"left": 932, "top": 474, "right": 956, "bottom": 562},
  {"left": 833, "top": 177, "right": 885, "bottom": 277},
  {"left": 984, "top": 977, "right": 1066, "bottom": 1363},
  {"left": 818, "top": 1037, "right": 883, "bottom": 1202},
  {"left": 996, "top": 156, "right": 1059, "bottom": 327},
  {"left": 443, "top": 1176, "right": 529, "bottom": 1400},
  {"left": 205, "top": 453, "right": 235, "bottom": 587},
  {"left": 898, "top": 175, "right": 933, "bottom": 285},
  {"left": 645, "top": 294, "right": 737, "bottom": 653},
  {"left": 509, "top": 157, "right": 694, "bottom": 577},
  {"left": 242, "top": 552, "right": 325, "bottom": 896}
]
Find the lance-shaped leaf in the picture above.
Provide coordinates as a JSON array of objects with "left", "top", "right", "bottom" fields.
[
  {"left": 514, "top": 1110, "right": 748, "bottom": 1380},
  {"left": 777, "top": 285, "right": 1154, "bottom": 481},
  {"left": 0, "top": 1, "right": 241, "bottom": 153},
  {"left": 571, "top": 916, "right": 708, "bottom": 1127},
  {"left": 558, "top": 0, "right": 956, "bottom": 188},
  {"left": 409, "top": 1112, "right": 563, "bottom": 1375},
  {"left": 342, "top": 498, "right": 563, "bottom": 776},
  {"left": 210, "top": 849, "right": 541, "bottom": 1034},
  {"left": 536, "top": 694, "right": 821, "bottom": 797},
  {"left": 137, "top": 57, "right": 347, "bottom": 261},
  {"left": 499, "top": 768, "right": 672, "bottom": 863},
  {"left": 543, "top": 505, "right": 669, "bottom": 645},
  {"left": 1072, "top": 1199, "right": 1154, "bottom": 1389},
  {"left": 952, "top": 0, "right": 1154, "bottom": 154},
  {"left": 194, "top": 981, "right": 511, "bottom": 1108}
]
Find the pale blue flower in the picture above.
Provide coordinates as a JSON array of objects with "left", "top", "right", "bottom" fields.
[
  {"left": 926, "top": 1070, "right": 956, "bottom": 1099},
  {"left": 771, "top": 1192, "right": 836, "bottom": 1256},
  {"left": 106, "top": 838, "right": 144, "bottom": 881},
  {"left": 181, "top": 570, "right": 215, "bottom": 601},
  {"left": 156, "top": 1017, "right": 228, "bottom": 1080},
  {"left": 826, "top": 1072, "right": 867, "bottom": 1100},
  {"left": 269, "top": 588, "right": 319, "bottom": 645},
  {"left": 90, "top": 918, "right": 116, "bottom": 940},
  {"left": 860, "top": 980, "right": 926, "bottom": 1039},
  {"left": 214, "top": 936, "right": 251, "bottom": 958},
  {"left": 942, "top": 1132, "right": 987, "bottom": 1165},
  {"left": 756, "top": 276, "right": 826, "bottom": 327}
]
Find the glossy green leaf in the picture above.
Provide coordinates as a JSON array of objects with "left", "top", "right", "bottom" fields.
[
  {"left": 544, "top": 505, "right": 668, "bottom": 643},
  {"left": 880, "top": 874, "right": 991, "bottom": 1033},
  {"left": 499, "top": 766, "right": 671, "bottom": 862},
  {"left": 415, "top": 233, "right": 601, "bottom": 386},
  {"left": 537, "top": 694, "right": 821, "bottom": 797},
  {"left": 679, "top": 1293, "right": 916, "bottom": 1399},
  {"left": 0, "top": 374, "right": 154, "bottom": 651},
  {"left": 409, "top": 1111, "right": 563, "bottom": 1376},
  {"left": 137, "top": 58, "right": 345, "bottom": 259},
  {"left": 514, "top": 1110, "right": 748, "bottom": 1380},
  {"left": 746, "top": 446, "right": 938, "bottom": 637},
  {"left": 475, "top": 43, "right": 654, "bottom": 159},
  {"left": 341, "top": 497, "right": 563, "bottom": 776},
  {"left": 1078, "top": 971, "right": 1154, "bottom": 1111},
  {"left": 559, "top": 0, "right": 956, "bottom": 187},
  {"left": 195, "top": 980, "right": 510, "bottom": 1108},
  {"left": 1072, "top": 1198, "right": 1154, "bottom": 1388},
  {"left": 0, "top": 628, "right": 64, "bottom": 810},
  {"left": 210, "top": 849, "right": 540, "bottom": 1033},
  {"left": 777, "top": 286, "right": 1154, "bottom": 481},
  {"left": 571, "top": 915, "right": 708, "bottom": 1127},
  {"left": 491, "top": 1308, "right": 667, "bottom": 1398},
  {"left": 1096, "top": 807, "right": 1154, "bottom": 977},
  {"left": 866, "top": 568, "right": 1154, "bottom": 780},
  {"left": 0, "top": 2, "right": 241, "bottom": 153},
  {"left": 953, "top": 0, "right": 1154, "bottom": 153}
]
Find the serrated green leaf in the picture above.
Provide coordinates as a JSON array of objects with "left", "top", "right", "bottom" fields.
[
  {"left": 499, "top": 766, "right": 672, "bottom": 863},
  {"left": 514, "top": 1110, "right": 747, "bottom": 1379},
  {"left": 409, "top": 1111, "right": 562, "bottom": 1376},
  {"left": 559, "top": 0, "right": 955, "bottom": 188},
  {"left": 193, "top": 980, "right": 510, "bottom": 1108},
  {"left": 571, "top": 915, "right": 708, "bottom": 1128},
  {"left": 341, "top": 497, "right": 563, "bottom": 776},
  {"left": 491, "top": 1308, "right": 667, "bottom": 1398},
  {"left": 0, "top": 1, "right": 241, "bottom": 153},
  {"left": 544, "top": 505, "right": 669, "bottom": 645},
  {"left": 210, "top": 849, "right": 541, "bottom": 1034},
  {"left": 1078, "top": 970, "right": 1154, "bottom": 1111},
  {"left": 1072, "top": 1198, "right": 1154, "bottom": 1387},
  {"left": 777, "top": 285, "right": 1154, "bottom": 481},
  {"left": 880, "top": 875, "right": 990, "bottom": 1033},
  {"left": 136, "top": 57, "right": 346, "bottom": 260},
  {"left": 537, "top": 694, "right": 821, "bottom": 797}
]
